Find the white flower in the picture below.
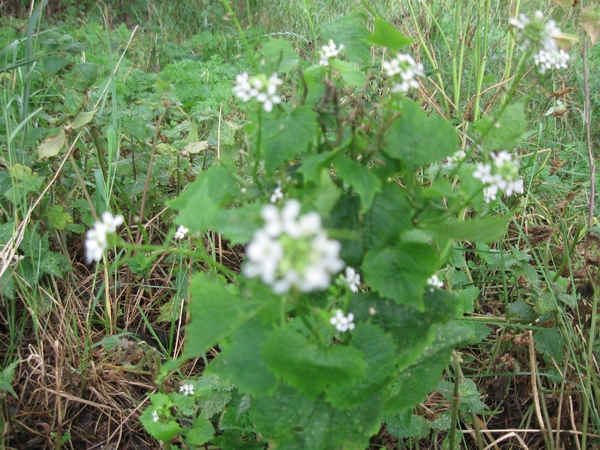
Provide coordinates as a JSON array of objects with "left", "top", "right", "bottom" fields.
[
  {"left": 473, "top": 163, "right": 493, "bottom": 184},
  {"left": 174, "top": 225, "right": 189, "bottom": 240},
  {"left": 233, "top": 72, "right": 283, "bottom": 112},
  {"left": 152, "top": 410, "right": 160, "bottom": 422},
  {"left": 534, "top": 48, "right": 570, "bottom": 74},
  {"left": 343, "top": 267, "right": 361, "bottom": 293},
  {"left": 319, "top": 40, "right": 344, "bottom": 66},
  {"left": 383, "top": 54, "right": 423, "bottom": 93},
  {"left": 270, "top": 183, "right": 284, "bottom": 203},
  {"left": 179, "top": 383, "right": 195, "bottom": 396},
  {"left": 474, "top": 152, "right": 524, "bottom": 203},
  {"left": 85, "top": 212, "right": 124, "bottom": 264},
  {"left": 427, "top": 274, "right": 444, "bottom": 290},
  {"left": 243, "top": 200, "right": 344, "bottom": 293},
  {"left": 330, "top": 309, "right": 355, "bottom": 332}
]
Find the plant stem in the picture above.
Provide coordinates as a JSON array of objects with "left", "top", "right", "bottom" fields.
[{"left": 448, "top": 351, "right": 462, "bottom": 450}]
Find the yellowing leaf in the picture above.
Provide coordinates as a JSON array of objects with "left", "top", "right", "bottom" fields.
[
  {"left": 184, "top": 140, "right": 210, "bottom": 154},
  {"left": 69, "top": 109, "right": 97, "bottom": 130},
  {"left": 554, "top": 32, "right": 580, "bottom": 48},
  {"left": 37, "top": 130, "right": 66, "bottom": 159},
  {"left": 581, "top": 6, "right": 600, "bottom": 45},
  {"left": 554, "top": 0, "right": 574, "bottom": 6}
]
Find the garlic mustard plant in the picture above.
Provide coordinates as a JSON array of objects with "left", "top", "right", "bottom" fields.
[
  {"left": 319, "top": 39, "right": 344, "bottom": 66},
  {"left": 473, "top": 152, "right": 524, "bottom": 203},
  {"left": 510, "top": 10, "right": 570, "bottom": 73},
  {"left": 233, "top": 72, "right": 283, "bottom": 112},
  {"left": 174, "top": 225, "right": 189, "bottom": 240},
  {"left": 329, "top": 309, "right": 355, "bottom": 332},
  {"left": 84, "top": 212, "right": 124, "bottom": 264},
  {"left": 383, "top": 54, "right": 423, "bottom": 93},
  {"left": 343, "top": 266, "right": 361, "bottom": 293},
  {"left": 243, "top": 200, "right": 344, "bottom": 293}
]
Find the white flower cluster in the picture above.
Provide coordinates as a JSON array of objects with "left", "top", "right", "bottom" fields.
[
  {"left": 270, "top": 182, "right": 284, "bottom": 203},
  {"left": 473, "top": 151, "right": 524, "bottom": 203},
  {"left": 152, "top": 410, "right": 160, "bottom": 422},
  {"left": 243, "top": 200, "right": 345, "bottom": 294},
  {"left": 330, "top": 309, "right": 355, "bottom": 332},
  {"left": 509, "top": 11, "right": 569, "bottom": 74},
  {"left": 427, "top": 274, "right": 444, "bottom": 290},
  {"left": 174, "top": 225, "right": 189, "bottom": 240},
  {"left": 85, "top": 212, "right": 124, "bottom": 264},
  {"left": 179, "top": 383, "right": 195, "bottom": 396},
  {"left": 233, "top": 72, "right": 283, "bottom": 112},
  {"left": 383, "top": 54, "right": 423, "bottom": 93},
  {"left": 319, "top": 40, "right": 344, "bottom": 66},
  {"left": 343, "top": 267, "right": 361, "bottom": 293}
]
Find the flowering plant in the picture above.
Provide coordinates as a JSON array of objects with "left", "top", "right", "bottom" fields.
[{"left": 116, "top": 10, "right": 556, "bottom": 448}]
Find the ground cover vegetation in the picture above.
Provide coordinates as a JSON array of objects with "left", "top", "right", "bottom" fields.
[{"left": 1, "top": 0, "right": 600, "bottom": 448}]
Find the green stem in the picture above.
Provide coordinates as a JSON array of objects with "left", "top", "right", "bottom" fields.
[
  {"left": 302, "top": 0, "right": 319, "bottom": 61},
  {"left": 448, "top": 351, "right": 462, "bottom": 450}
]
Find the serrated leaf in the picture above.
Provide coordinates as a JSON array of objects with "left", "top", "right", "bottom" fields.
[
  {"left": 47, "top": 204, "right": 73, "bottom": 229},
  {"left": 582, "top": 6, "right": 600, "bottom": 45},
  {"left": 262, "top": 106, "right": 317, "bottom": 173},
  {"left": 0, "top": 360, "right": 19, "bottom": 398},
  {"left": 535, "top": 328, "right": 565, "bottom": 363},
  {"left": 44, "top": 55, "right": 69, "bottom": 74},
  {"left": 383, "top": 411, "right": 430, "bottom": 439},
  {"left": 327, "top": 322, "right": 398, "bottom": 409},
  {"left": 73, "top": 62, "right": 99, "bottom": 88},
  {"left": 330, "top": 59, "right": 366, "bottom": 87},
  {"left": 384, "top": 98, "right": 458, "bottom": 168},
  {"left": 475, "top": 102, "right": 526, "bottom": 152},
  {"left": 207, "top": 318, "right": 278, "bottom": 396},
  {"left": 184, "top": 273, "right": 265, "bottom": 358},
  {"left": 260, "top": 37, "right": 299, "bottom": 73},
  {"left": 362, "top": 243, "right": 439, "bottom": 309},
  {"left": 262, "top": 327, "right": 367, "bottom": 398},
  {"left": 422, "top": 215, "right": 510, "bottom": 243},
  {"left": 333, "top": 155, "right": 381, "bottom": 214},
  {"left": 321, "top": 13, "right": 372, "bottom": 63},
  {"left": 363, "top": 182, "right": 413, "bottom": 250},
  {"left": 168, "top": 165, "right": 239, "bottom": 234},
  {"left": 365, "top": 17, "right": 412, "bottom": 50},
  {"left": 326, "top": 195, "right": 363, "bottom": 266},
  {"left": 186, "top": 416, "right": 215, "bottom": 445},
  {"left": 37, "top": 130, "right": 66, "bottom": 159}
]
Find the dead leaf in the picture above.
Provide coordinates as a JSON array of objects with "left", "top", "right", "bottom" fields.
[
  {"left": 37, "top": 130, "right": 66, "bottom": 159},
  {"left": 581, "top": 6, "right": 600, "bottom": 45}
]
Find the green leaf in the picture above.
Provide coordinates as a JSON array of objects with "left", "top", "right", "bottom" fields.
[
  {"left": 363, "top": 182, "right": 413, "bottom": 250},
  {"left": 252, "top": 383, "right": 380, "bottom": 449},
  {"left": 44, "top": 55, "right": 69, "bottom": 74},
  {"left": 326, "top": 195, "right": 363, "bottom": 266},
  {"left": 330, "top": 59, "right": 366, "bottom": 87},
  {"left": 168, "top": 165, "right": 239, "bottom": 234},
  {"left": 69, "top": 109, "right": 97, "bottom": 130},
  {"left": 47, "top": 205, "right": 73, "bottom": 230},
  {"left": 73, "top": 62, "right": 99, "bottom": 88},
  {"left": 260, "top": 37, "right": 299, "bottom": 73},
  {"left": 383, "top": 411, "right": 430, "bottom": 439},
  {"left": 0, "top": 360, "right": 19, "bottom": 398},
  {"left": 212, "top": 203, "right": 262, "bottom": 245},
  {"left": 37, "top": 130, "right": 66, "bottom": 159},
  {"left": 184, "top": 273, "right": 258, "bottom": 358},
  {"left": 535, "top": 328, "right": 565, "bottom": 363},
  {"left": 262, "top": 106, "right": 317, "bottom": 173},
  {"left": 140, "top": 394, "right": 181, "bottom": 442},
  {"left": 384, "top": 98, "right": 458, "bottom": 168},
  {"left": 333, "top": 155, "right": 381, "bottom": 214},
  {"left": 327, "top": 322, "right": 398, "bottom": 409},
  {"left": 207, "top": 318, "right": 278, "bottom": 396},
  {"left": 365, "top": 17, "right": 412, "bottom": 50},
  {"left": 422, "top": 215, "right": 510, "bottom": 243},
  {"left": 363, "top": 243, "right": 439, "bottom": 309},
  {"left": 262, "top": 327, "right": 367, "bottom": 398},
  {"left": 475, "top": 102, "right": 526, "bottom": 152},
  {"left": 581, "top": 6, "right": 600, "bottom": 45},
  {"left": 186, "top": 416, "right": 215, "bottom": 446},
  {"left": 321, "top": 13, "right": 372, "bottom": 63}
]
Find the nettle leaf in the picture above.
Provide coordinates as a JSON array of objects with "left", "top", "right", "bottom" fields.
[
  {"left": 184, "top": 273, "right": 272, "bottom": 358},
  {"left": 44, "top": 55, "right": 69, "bottom": 74},
  {"left": 321, "top": 12, "right": 372, "bottom": 64},
  {"left": 168, "top": 165, "right": 239, "bottom": 234},
  {"left": 365, "top": 17, "right": 412, "bottom": 51},
  {"left": 383, "top": 411, "right": 430, "bottom": 440},
  {"left": 363, "top": 182, "right": 413, "bottom": 250},
  {"left": 260, "top": 37, "right": 299, "bottom": 73},
  {"left": 327, "top": 322, "right": 398, "bottom": 409},
  {"left": 251, "top": 383, "right": 380, "bottom": 450},
  {"left": 330, "top": 59, "right": 366, "bottom": 87},
  {"left": 422, "top": 215, "right": 511, "bottom": 243},
  {"left": 384, "top": 98, "right": 458, "bottom": 168},
  {"left": 262, "top": 106, "right": 317, "bottom": 173},
  {"left": 475, "top": 102, "right": 526, "bottom": 152},
  {"left": 535, "top": 328, "right": 565, "bottom": 363},
  {"left": 207, "top": 318, "right": 278, "bottom": 397},
  {"left": 262, "top": 327, "right": 367, "bottom": 398},
  {"left": 363, "top": 243, "right": 439, "bottom": 309},
  {"left": 333, "top": 154, "right": 381, "bottom": 214}
]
